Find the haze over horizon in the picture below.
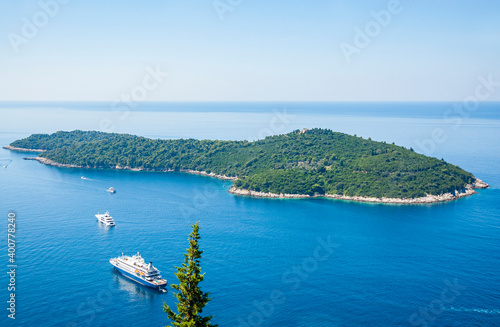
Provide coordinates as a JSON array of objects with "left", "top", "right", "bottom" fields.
[{"left": 1, "top": 0, "right": 499, "bottom": 102}]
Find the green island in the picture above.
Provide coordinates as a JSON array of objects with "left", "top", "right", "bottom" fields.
[{"left": 5, "top": 129, "right": 488, "bottom": 204}]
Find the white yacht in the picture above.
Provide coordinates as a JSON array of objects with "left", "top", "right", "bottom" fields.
[
  {"left": 107, "top": 187, "right": 116, "bottom": 193},
  {"left": 110, "top": 253, "right": 167, "bottom": 290},
  {"left": 95, "top": 211, "right": 115, "bottom": 226}
]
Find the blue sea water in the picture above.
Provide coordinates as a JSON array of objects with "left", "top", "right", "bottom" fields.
[{"left": 0, "top": 102, "right": 499, "bottom": 327}]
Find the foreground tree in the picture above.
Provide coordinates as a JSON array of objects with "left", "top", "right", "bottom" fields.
[{"left": 163, "top": 222, "right": 217, "bottom": 327}]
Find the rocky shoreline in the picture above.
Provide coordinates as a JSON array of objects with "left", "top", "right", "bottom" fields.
[
  {"left": 228, "top": 178, "right": 489, "bottom": 204},
  {"left": 23, "top": 156, "right": 237, "bottom": 181},
  {"left": 12, "top": 146, "right": 490, "bottom": 205},
  {"left": 3, "top": 145, "right": 46, "bottom": 153}
]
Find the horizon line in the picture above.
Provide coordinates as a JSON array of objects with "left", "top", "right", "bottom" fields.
[{"left": 1, "top": 100, "right": 500, "bottom": 104}]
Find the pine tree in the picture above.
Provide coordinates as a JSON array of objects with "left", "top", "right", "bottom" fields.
[{"left": 163, "top": 222, "right": 217, "bottom": 327}]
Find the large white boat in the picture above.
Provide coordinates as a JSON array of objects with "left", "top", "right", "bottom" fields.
[
  {"left": 110, "top": 253, "right": 167, "bottom": 290},
  {"left": 95, "top": 211, "right": 115, "bottom": 226}
]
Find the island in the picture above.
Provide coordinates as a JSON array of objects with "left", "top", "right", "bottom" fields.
[{"left": 4, "top": 129, "right": 489, "bottom": 204}]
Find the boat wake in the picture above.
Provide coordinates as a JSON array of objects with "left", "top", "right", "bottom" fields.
[
  {"left": 81, "top": 176, "right": 99, "bottom": 181},
  {"left": 445, "top": 306, "right": 500, "bottom": 315},
  {"left": 1, "top": 159, "right": 12, "bottom": 168}
]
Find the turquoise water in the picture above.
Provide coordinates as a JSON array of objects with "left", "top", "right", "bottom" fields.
[{"left": 1, "top": 102, "right": 499, "bottom": 326}]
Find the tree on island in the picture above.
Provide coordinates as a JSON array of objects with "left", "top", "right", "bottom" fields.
[{"left": 163, "top": 222, "right": 217, "bottom": 327}]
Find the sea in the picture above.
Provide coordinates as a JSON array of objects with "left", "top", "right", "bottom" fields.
[{"left": 0, "top": 102, "right": 499, "bottom": 327}]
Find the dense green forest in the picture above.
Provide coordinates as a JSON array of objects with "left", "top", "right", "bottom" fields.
[{"left": 11, "top": 129, "right": 476, "bottom": 198}]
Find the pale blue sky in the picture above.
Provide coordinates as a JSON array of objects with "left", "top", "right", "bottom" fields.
[{"left": 0, "top": 0, "right": 499, "bottom": 101}]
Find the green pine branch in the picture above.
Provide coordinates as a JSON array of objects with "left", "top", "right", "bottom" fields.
[{"left": 163, "top": 222, "right": 217, "bottom": 327}]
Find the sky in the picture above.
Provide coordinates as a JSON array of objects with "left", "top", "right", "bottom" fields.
[{"left": 0, "top": 0, "right": 499, "bottom": 102}]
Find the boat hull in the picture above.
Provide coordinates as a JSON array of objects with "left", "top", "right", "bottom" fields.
[
  {"left": 97, "top": 220, "right": 115, "bottom": 226},
  {"left": 112, "top": 265, "right": 167, "bottom": 289}
]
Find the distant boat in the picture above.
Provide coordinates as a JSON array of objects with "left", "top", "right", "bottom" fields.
[
  {"left": 96, "top": 211, "right": 115, "bottom": 227},
  {"left": 81, "top": 176, "right": 86, "bottom": 179},
  {"left": 2, "top": 159, "right": 12, "bottom": 168},
  {"left": 107, "top": 187, "right": 116, "bottom": 193}
]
